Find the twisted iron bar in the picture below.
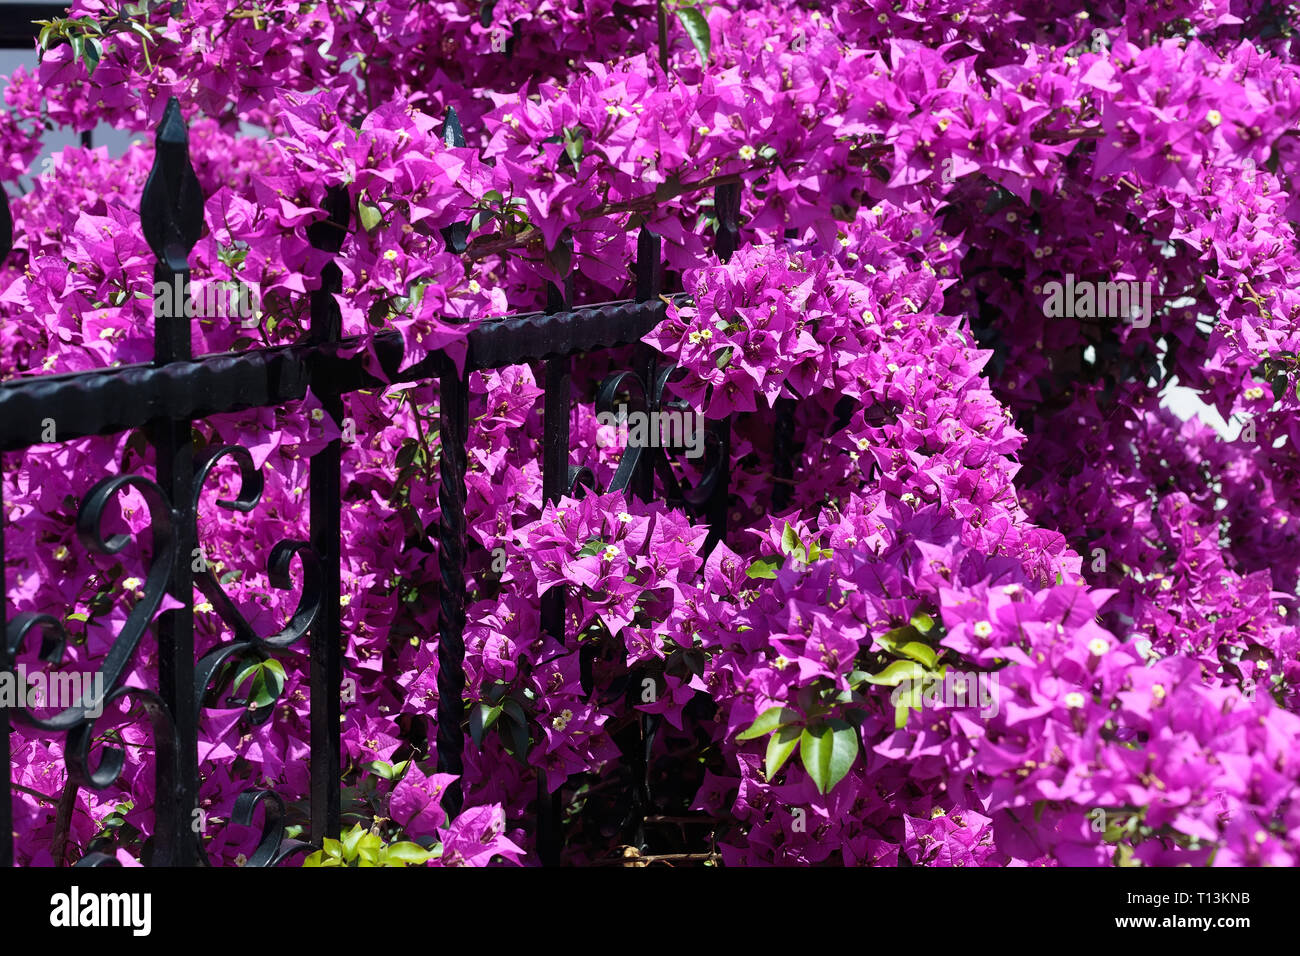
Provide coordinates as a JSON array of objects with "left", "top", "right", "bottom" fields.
[{"left": 435, "top": 110, "right": 471, "bottom": 823}]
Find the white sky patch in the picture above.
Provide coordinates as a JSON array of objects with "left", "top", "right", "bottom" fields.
[{"left": 1159, "top": 379, "right": 1236, "bottom": 440}]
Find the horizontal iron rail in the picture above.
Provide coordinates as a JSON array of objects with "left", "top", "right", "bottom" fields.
[{"left": 0, "top": 294, "right": 686, "bottom": 452}]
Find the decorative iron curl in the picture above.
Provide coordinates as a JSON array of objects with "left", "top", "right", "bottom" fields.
[
  {"left": 65, "top": 688, "right": 178, "bottom": 869},
  {"left": 72, "top": 852, "right": 122, "bottom": 867},
  {"left": 3, "top": 474, "right": 176, "bottom": 735},
  {"left": 567, "top": 466, "right": 596, "bottom": 498},
  {"left": 594, "top": 363, "right": 728, "bottom": 517},
  {"left": 214, "top": 788, "right": 313, "bottom": 868},
  {"left": 2, "top": 613, "right": 70, "bottom": 729},
  {"left": 192, "top": 444, "right": 323, "bottom": 652},
  {"left": 193, "top": 640, "right": 274, "bottom": 726},
  {"left": 65, "top": 686, "right": 176, "bottom": 792}
]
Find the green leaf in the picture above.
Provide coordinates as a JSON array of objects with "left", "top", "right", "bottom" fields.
[
  {"left": 875, "top": 624, "right": 918, "bottom": 654},
  {"left": 246, "top": 658, "right": 285, "bottom": 708},
  {"left": 897, "top": 641, "right": 938, "bottom": 669},
  {"left": 380, "top": 841, "right": 431, "bottom": 865},
  {"left": 340, "top": 824, "right": 365, "bottom": 860},
  {"left": 746, "top": 555, "right": 783, "bottom": 579},
  {"left": 263, "top": 658, "right": 286, "bottom": 690},
  {"left": 715, "top": 346, "right": 733, "bottom": 370},
  {"left": 469, "top": 702, "right": 503, "bottom": 747},
  {"left": 910, "top": 612, "right": 935, "bottom": 634},
  {"left": 355, "top": 831, "right": 382, "bottom": 865},
  {"left": 502, "top": 715, "right": 530, "bottom": 765},
  {"left": 675, "top": 7, "right": 711, "bottom": 64},
  {"left": 562, "top": 127, "right": 584, "bottom": 169},
  {"left": 358, "top": 200, "right": 383, "bottom": 232},
  {"left": 501, "top": 698, "right": 527, "bottom": 728},
  {"left": 799, "top": 719, "right": 859, "bottom": 794},
  {"left": 893, "top": 680, "right": 923, "bottom": 729},
  {"left": 83, "top": 37, "right": 101, "bottom": 75},
  {"left": 861, "top": 659, "right": 924, "bottom": 687},
  {"left": 894, "top": 704, "right": 911, "bottom": 729},
  {"left": 737, "top": 705, "right": 800, "bottom": 741},
  {"left": 779, "top": 522, "right": 801, "bottom": 557},
  {"left": 764, "top": 724, "right": 801, "bottom": 779},
  {"left": 577, "top": 537, "right": 606, "bottom": 558}
]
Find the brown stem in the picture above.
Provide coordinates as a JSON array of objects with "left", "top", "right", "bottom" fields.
[
  {"left": 51, "top": 778, "right": 80, "bottom": 867},
  {"left": 595, "top": 850, "right": 722, "bottom": 865},
  {"left": 464, "top": 171, "right": 745, "bottom": 262},
  {"left": 643, "top": 814, "right": 724, "bottom": 824},
  {"left": 10, "top": 783, "right": 61, "bottom": 805},
  {"left": 1035, "top": 125, "right": 1105, "bottom": 144}
]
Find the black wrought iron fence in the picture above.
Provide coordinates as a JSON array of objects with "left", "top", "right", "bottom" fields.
[{"left": 0, "top": 38, "right": 776, "bottom": 862}]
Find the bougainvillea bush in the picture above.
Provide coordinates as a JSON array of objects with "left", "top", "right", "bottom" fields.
[{"left": 5, "top": 0, "right": 1300, "bottom": 866}]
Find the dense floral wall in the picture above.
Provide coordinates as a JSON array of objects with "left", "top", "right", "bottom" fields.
[{"left": 3, "top": 0, "right": 1300, "bottom": 865}]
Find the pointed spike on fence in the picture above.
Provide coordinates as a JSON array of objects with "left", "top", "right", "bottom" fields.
[
  {"left": 140, "top": 96, "right": 204, "bottom": 273},
  {"left": 442, "top": 106, "right": 466, "bottom": 149},
  {"left": 0, "top": 186, "right": 12, "bottom": 265},
  {"left": 440, "top": 108, "right": 470, "bottom": 253}
]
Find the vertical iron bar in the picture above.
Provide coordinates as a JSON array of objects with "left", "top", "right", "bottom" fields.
[
  {"left": 627, "top": 227, "right": 663, "bottom": 850},
  {"left": 436, "top": 109, "right": 470, "bottom": 824},
  {"left": 436, "top": 356, "right": 469, "bottom": 821},
  {"left": 307, "top": 185, "right": 349, "bottom": 845},
  {"left": 140, "top": 96, "right": 204, "bottom": 866},
  {"left": 538, "top": 281, "right": 570, "bottom": 866},
  {"left": 631, "top": 228, "right": 661, "bottom": 504},
  {"left": 702, "top": 180, "right": 741, "bottom": 555},
  {"left": 774, "top": 228, "right": 800, "bottom": 508},
  {"left": 714, "top": 182, "right": 741, "bottom": 264},
  {"left": 150, "top": 325, "right": 197, "bottom": 867},
  {"left": 0, "top": 185, "right": 12, "bottom": 868},
  {"left": 0, "top": 467, "right": 9, "bottom": 868},
  {"left": 656, "top": 0, "right": 669, "bottom": 72},
  {"left": 772, "top": 398, "right": 796, "bottom": 511}
]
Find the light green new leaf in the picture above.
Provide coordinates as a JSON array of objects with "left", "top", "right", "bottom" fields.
[
  {"left": 897, "top": 641, "right": 938, "bottom": 669},
  {"left": 861, "top": 659, "right": 924, "bottom": 687},
  {"left": 910, "top": 612, "right": 935, "bottom": 633},
  {"left": 357, "top": 200, "right": 383, "bottom": 232},
  {"left": 340, "top": 824, "right": 365, "bottom": 859},
  {"left": 779, "top": 522, "right": 801, "bottom": 557},
  {"left": 746, "top": 555, "right": 783, "bottom": 579},
  {"left": 381, "top": 841, "right": 432, "bottom": 866}
]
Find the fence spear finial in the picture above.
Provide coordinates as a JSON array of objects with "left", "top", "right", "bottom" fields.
[{"left": 140, "top": 96, "right": 204, "bottom": 275}]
